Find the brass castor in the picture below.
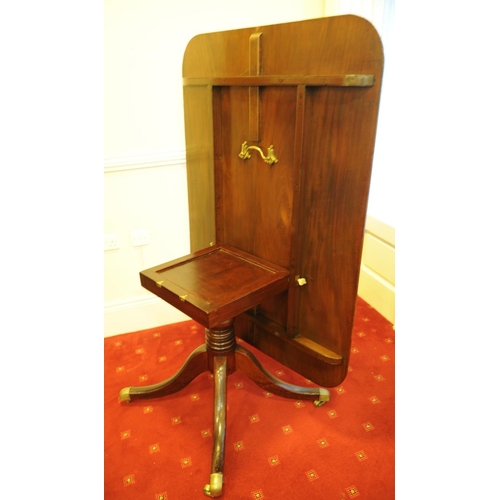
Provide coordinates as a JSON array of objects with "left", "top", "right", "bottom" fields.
[
  {"left": 203, "top": 473, "right": 223, "bottom": 498},
  {"left": 313, "top": 387, "right": 330, "bottom": 407},
  {"left": 313, "top": 399, "right": 327, "bottom": 407}
]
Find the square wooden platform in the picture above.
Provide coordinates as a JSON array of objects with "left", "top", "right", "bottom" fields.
[{"left": 140, "top": 244, "right": 289, "bottom": 329}]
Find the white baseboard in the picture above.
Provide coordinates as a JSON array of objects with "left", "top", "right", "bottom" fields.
[
  {"left": 357, "top": 216, "right": 395, "bottom": 324},
  {"left": 104, "top": 296, "right": 190, "bottom": 338}
]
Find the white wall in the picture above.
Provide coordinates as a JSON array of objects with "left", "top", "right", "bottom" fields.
[
  {"left": 104, "top": 0, "right": 326, "bottom": 158},
  {"left": 104, "top": 0, "right": 395, "bottom": 336}
]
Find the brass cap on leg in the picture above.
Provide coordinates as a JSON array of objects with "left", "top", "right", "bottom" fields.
[
  {"left": 203, "top": 473, "right": 223, "bottom": 497},
  {"left": 313, "top": 388, "right": 330, "bottom": 407},
  {"left": 119, "top": 387, "right": 131, "bottom": 403},
  {"left": 318, "top": 387, "right": 330, "bottom": 401}
]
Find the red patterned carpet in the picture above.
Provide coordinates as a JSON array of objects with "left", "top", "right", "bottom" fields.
[{"left": 104, "top": 298, "right": 394, "bottom": 499}]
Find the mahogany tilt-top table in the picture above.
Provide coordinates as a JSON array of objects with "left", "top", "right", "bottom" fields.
[{"left": 119, "top": 14, "right": 383, "bottom": 497}]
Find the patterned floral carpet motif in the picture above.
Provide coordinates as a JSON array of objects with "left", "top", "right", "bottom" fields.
[{"left": 104, "top": 298, "right": 395, "bottom": 499}]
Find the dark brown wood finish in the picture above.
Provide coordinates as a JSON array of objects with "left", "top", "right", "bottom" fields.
[
  {"left": 182, "top": 15, "right": 383, "bottom": 388},
  {"left": 140, "top": 244, "right": 289, "bottom": 329},
  {"left": 121, "top": 17, "right": 383, "bottom": 496}
]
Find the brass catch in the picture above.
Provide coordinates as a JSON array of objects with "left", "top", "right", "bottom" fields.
[{"left": 238, "top": 141, "right": 278, "bottom": 165}]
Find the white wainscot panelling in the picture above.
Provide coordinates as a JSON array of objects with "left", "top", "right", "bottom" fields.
[
  {"left": 104, "top": 149, "right": 191, "bottom": 337},
  {"left": 357, "top": 216, "right": 395, "bottom": 324}
]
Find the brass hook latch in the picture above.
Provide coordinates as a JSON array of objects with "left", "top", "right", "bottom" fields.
[{"left": 238, "top": 141, "right": 278, "bottom": 165}]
